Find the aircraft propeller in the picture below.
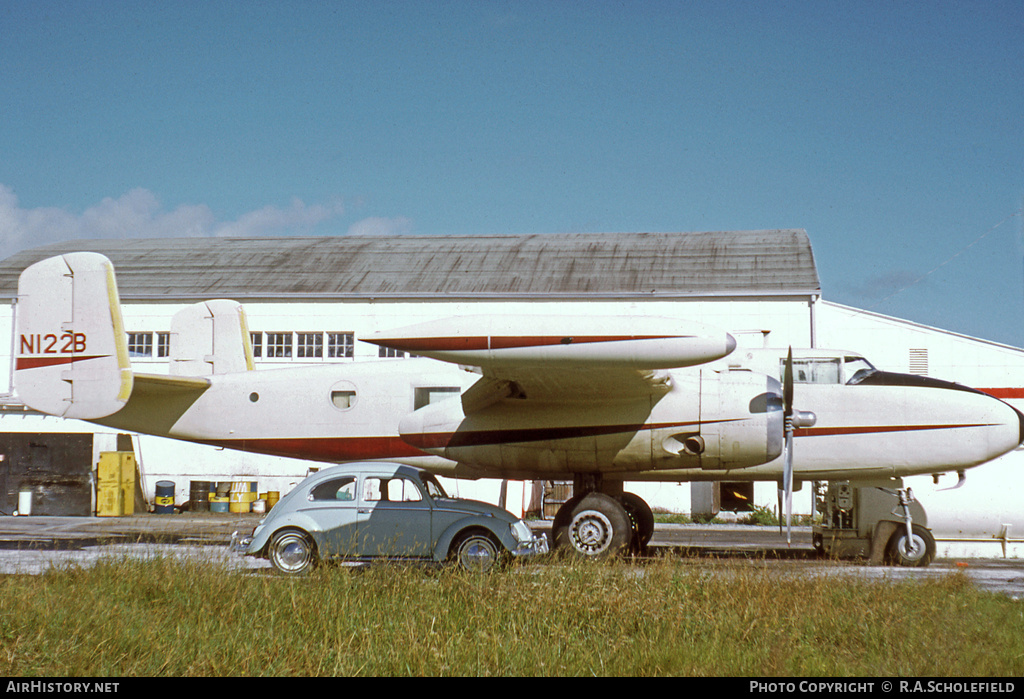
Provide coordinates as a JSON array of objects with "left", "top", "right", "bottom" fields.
[{"left": 781, "top": 347, "right": 817, "bottom": 544}]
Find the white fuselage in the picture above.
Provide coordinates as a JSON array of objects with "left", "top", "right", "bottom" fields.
[{"left": 92, "top": 356, "right": 1024, "bottom": 485}]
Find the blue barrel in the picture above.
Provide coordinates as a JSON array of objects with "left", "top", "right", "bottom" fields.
[{"left": 155, "top": 481, "right": 175, "bottom": 514}]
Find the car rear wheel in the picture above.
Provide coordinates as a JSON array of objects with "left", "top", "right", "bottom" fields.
[
  {"left": 453, "top": 531, "right": 503, "bottom": 573},
  {"left": 268, "top": 529, "right": 318, "bottom": 575}
]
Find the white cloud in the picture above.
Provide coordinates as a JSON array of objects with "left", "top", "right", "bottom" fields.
[
  {"left": 0, "top": 185, "right": 348, "bottom": 260},
  {"left": 346, "top": 216, "right": 414, "bottom": 237}
]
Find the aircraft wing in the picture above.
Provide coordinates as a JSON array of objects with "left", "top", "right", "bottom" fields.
[
  {"left": 370, "top": 315, "right": 735, "bottom": 473},
  {"left": 368, "top": 315, "right": 736, "bottom": 374},
  {"left": 370, "top": 314, "right": 735, "bottom": 407},
  {"left": 457, "top": 366, "right": 675, "bottom": 414}
]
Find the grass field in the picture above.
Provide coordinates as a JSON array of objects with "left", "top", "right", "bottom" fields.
[{"left": 1, "top": 554, "right": 1022, "bottom": 676}]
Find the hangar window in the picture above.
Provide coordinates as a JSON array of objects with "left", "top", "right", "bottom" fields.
[
  {"left": 127, "top": 332, "right": 153, "bottom": 358},
  {"left": 157, "top": 332, "right": 170, "bottom": 358},
  {"left": 266, "top": 332, "right": 293, "bottom": 358},
  {"left": 250, "top": 331, "right": 356, "bottom": 361},
  {"left": 379, "top": 346, "right": 407, "bottom": 359},
  {"left": 297, "top": 333, "right": 323, "bottom": 359},
  {"left": 328, "top": 332, "right": 355, "bottom": 359}
]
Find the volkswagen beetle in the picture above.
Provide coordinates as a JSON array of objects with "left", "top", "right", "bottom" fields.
[{"left": 238, "top": 462, "right": 547, "bottom": 574}]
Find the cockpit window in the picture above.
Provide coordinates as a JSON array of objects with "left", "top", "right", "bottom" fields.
[
  {"left": 781, "top": 358, "right": 841, "bottom": 384},
  {"left": 780, "top": 355, "right": 878, "bottom": 385},
  {"left": 844, "top": 356, "right": 877, "bottom": 384}
]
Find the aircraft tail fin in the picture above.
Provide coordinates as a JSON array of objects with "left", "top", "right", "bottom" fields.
[
  {"left": 14, "top": 253, "right": 133, "bottom": 419},
  {"left": 169, "top": 300, "right": 255, "bottom": 376}
]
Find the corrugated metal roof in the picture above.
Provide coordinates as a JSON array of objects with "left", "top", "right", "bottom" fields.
[{"left": 0, "top": 230, "right": 819, "bottom": 300}]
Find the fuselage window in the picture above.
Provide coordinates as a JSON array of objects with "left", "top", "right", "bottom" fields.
[
  {"left": 331, "top": 390, "right": 357, "bottom": 410},
  {"left": 414, "top": 386, "right": 462, "bottom": 410}
]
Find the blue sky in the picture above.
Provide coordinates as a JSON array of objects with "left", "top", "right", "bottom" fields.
[{"left": 1, "top": 1, "right": 1022, "bottom": 345}]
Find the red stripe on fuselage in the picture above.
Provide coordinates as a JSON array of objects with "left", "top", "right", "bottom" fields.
[
  {"left": 201, "top": 436, "right": 427, "bottom": 462},
  {"left": 794, "top": 423, "right": 992, "bottom": 437},
  {"left": 979, "top": 388, "right": 1024, "bottom": 400},
  {"left": 197, "top": 423, "right": 995, "bottom": 463}
]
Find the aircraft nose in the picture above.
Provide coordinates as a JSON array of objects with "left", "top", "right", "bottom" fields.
[
  {"left": 1010, "top": 403, "right": 1024, "bottom": 446},
  {"left": 853, "top": 370, "right": 1024, "bottom": 465}
]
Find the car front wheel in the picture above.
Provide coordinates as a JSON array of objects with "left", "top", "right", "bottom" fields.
[
  {"left": 267, "top": 529, "right": 318, "bottom": 575},
  {"left": 452, "top": 531, "right": 503, "bottom": 573}
]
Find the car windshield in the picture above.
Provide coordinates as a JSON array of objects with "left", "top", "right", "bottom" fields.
[{"left": 420, "top": 473, "right": 450, "bottom": 499}]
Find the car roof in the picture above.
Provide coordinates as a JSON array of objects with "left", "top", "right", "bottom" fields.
[{"left": 302, "top": 462, "right": 424, "bottom": 486}]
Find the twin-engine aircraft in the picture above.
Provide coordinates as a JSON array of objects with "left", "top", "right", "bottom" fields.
[{"left": 13, "top": 252, "right": 1024, "bottom": 560}]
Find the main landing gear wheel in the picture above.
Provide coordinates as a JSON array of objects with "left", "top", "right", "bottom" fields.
[
  {"left": 267, "top": 529, "right": 318, "bottom": 575},
  {"left": 885, "top": 524, "right": 936, "bottom": 567},
  {"left": 617, "top": 492, "right": 655, "bottom": 554},
  {"left": 554, "top": 493, "right": 632, "bottom": 558}
]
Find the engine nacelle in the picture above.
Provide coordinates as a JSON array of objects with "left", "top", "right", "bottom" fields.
[
  {"left": 398, "top": 369, "right": 784, "bottom": 478},
  {"left": 656, "top": 371, "right": 785, "bottom": 470}
]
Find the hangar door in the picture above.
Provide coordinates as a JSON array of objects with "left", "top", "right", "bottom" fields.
[{"left": 0, "top": 433, "right": 93, "bottom": 516}]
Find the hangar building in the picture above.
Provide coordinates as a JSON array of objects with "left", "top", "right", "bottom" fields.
[{"left": 0, "top": 230, "right": 1021, "bottom": 557}]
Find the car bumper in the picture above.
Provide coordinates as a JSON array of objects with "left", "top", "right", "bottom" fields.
[
  {"left": 511, "top": 533, "right": 549, "bottom": 557},
  {"left": 230, "top": 529, "right": 255, "bottom": 554}
]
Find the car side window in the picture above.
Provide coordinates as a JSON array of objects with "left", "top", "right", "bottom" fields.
[
  {"left": 362, "top": 477, "right": 423, "bottom": 503},
  {"left": 309, "top": 477, "right": 356, "bottom": 501}
]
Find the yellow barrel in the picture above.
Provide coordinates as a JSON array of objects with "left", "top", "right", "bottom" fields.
[
  {"left": 229, "top": 482, "right": 251, "bottom": 513},
  {"left": 210, "top": 495, "right": 230, "bottom": 513},
  {"left": 266, "top": 491, "right": 280, "bottom": 509}
]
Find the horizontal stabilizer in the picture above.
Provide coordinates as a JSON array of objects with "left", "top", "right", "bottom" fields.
[
  {"left": 15, "top": 253, "right": 133, "bottom": 419},
  {"left": 369, "top": 315, "right": 736, "bottom": 369}
]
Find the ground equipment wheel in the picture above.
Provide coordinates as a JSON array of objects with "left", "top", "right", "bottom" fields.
[
  {"left": 885, "top": 523, "right": 936, "bottom": 567},
  {"left": 556, "top": 492, "right": 632, "bottom": 558},
  {"left": 452, "top": 531, "right": 503, "bottom": 573},
  {"left": 267, "top": 529, "right": 318, "bottom": 575}
]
